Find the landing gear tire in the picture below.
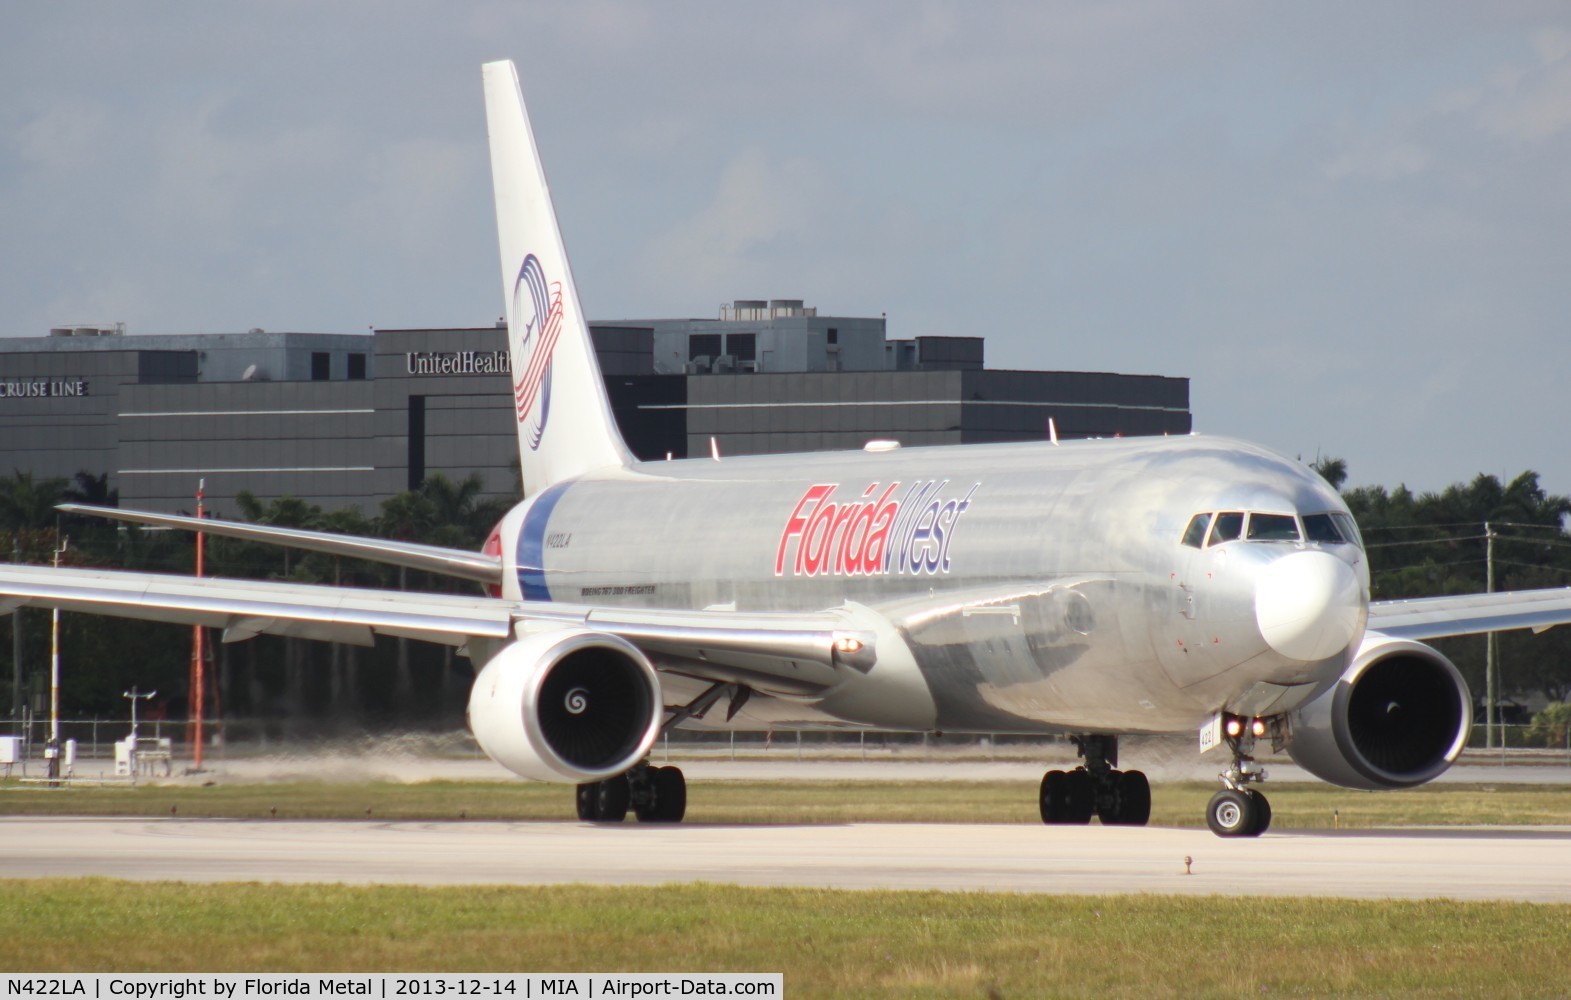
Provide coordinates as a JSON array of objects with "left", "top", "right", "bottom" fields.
[
  {"left": 1039, "top": 768, "right": 1095, "bottom": 824},
  {"left": 635, "top": 765, "right": 687, "bottom": 823},
  {"left": 1247, "top": 789, "right": 1271, "bottom": 835},
  {"left": 1206, "top": 788, "right": 1269, "bottom": 837},
  {"left": 1099, "top": 770, "right": 1151, "bottom": 826},
  {"left": 1066, "top": 769, "right": 1094, "bottom": 823},
  {"left": 576, "top": 775, "right": 630, "bottom": 823}
]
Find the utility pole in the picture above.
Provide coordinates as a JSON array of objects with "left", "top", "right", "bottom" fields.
[{"left": 1484, "top": 521, "right": 1496, "bottom": 749}]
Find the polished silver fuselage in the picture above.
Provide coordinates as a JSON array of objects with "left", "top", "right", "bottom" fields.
[{"left": 501, "top": 434, "right": 1368, "bottom": 736}]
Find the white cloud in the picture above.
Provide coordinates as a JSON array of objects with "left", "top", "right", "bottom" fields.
[
  {"left": 14, "top": 100, "right": 110, "bottom": 167},
  {"left": 639, "top": 148, "right": 832, "bottom": 295},
  {"left": 1322, "top": 140, "right": 1430, "bottom": 180},
  {"left": 1456, "top": 26, "right": 1571, "bottom": 143}
]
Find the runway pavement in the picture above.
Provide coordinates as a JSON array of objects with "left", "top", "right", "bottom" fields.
[{"left": 5, "top": 816, "right": 1570, "bottom": 902}]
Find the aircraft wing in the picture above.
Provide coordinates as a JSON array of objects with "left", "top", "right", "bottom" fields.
[
  {"left": 0, "top": 564, "right": 858, "bottom": 693},
  {"left": 1367, "top": 587, "right": 1571, "bottom": 641},
  {"left": 56, "top": 504, "right": 502, "bottom": 586}
]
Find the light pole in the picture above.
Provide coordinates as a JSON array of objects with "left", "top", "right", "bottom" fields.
[
  {"left": 9, "top": 537, "right": 20, "bottom": 721},
  {"left": 124, "top": 686, "right": 156, "bottom": 741},
  {"left": 190, "top": 478, "right": 207, "bottom": 771},
  {"left": 1484, "top": 521, "right": 1497, "bottom": 749},
  {"left": 45, "top": 535, "right": 68, "bottom": 780}
]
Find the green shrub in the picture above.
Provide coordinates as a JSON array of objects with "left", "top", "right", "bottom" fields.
[{"left": 1526, "top": 702, "right": 1571, "bottom": 748}]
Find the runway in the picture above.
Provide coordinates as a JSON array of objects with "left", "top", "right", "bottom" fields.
[{"left": 5, "top": 817, "right": 1570, "bottom": 902}]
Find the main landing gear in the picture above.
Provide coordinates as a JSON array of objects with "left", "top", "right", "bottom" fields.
[
  {"left": 1206, "top": 716, "right": 1278, "bottom": 837},
  {"left": 577, "top": 762, "right": 687, "bottom": 823},
  {"left": 1039, "top": 734, "right": 1151, "bottom": 826},
  {"left": 575, "top": 681, "right": 749, "bottom": 825}
]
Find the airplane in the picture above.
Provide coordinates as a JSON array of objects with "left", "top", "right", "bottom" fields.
[{"left": 6, "top": 59, "right": 1571, "bottom": 836}]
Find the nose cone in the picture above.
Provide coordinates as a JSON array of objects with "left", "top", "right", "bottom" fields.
[{"left": 1255, "top": 551, "right": 1364, "bottom": 662}]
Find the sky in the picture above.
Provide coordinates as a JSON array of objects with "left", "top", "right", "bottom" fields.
[{"left": 2, "top": 2, "right": 1568, "bottom": 497}]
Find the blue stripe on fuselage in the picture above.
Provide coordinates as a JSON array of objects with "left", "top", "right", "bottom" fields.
[{"left": 517, "top": 480, "right": 573, "bottom": 601}]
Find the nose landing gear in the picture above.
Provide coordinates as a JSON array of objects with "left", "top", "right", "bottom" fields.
[{"left": 1206, "top": 717, "right": 1280, "bottom": 837}]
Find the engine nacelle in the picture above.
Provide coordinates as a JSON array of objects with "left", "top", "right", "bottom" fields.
[
  {"left": 1287, "top": 633, "right": 1472, "bottom": 790},
  {"left": 466, "top": 628, "right": 662, "bottom": 783}
]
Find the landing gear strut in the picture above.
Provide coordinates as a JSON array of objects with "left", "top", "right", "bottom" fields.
[
  {"left": 1206, "top": 719, "right": 1277, "bottom": 837},
  {"left": 1039, "top": 735, "right": 1150, "bottom": 826}
]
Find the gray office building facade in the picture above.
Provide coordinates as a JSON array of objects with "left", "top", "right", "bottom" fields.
[{"left": 1, "top": 305, "right": 1190, "bottom": 518}]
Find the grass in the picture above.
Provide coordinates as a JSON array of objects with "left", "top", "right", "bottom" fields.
[
  {"left": 2, "top": 880, "right": 1569, "bottom": 997},
  {"left": 3, "top": 778, "right": 1571, "bottom": 828}
]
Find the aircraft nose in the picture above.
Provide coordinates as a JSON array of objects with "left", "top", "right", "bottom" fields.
[{"left": 1254, "top": 550, "right": 1364, "bottom": 662}]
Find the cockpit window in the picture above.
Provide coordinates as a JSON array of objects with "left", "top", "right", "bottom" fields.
[
  {"left": 1246, "top": 513, "right": 1300, "bottom": 542},
  {"left": 1208, "top": 512, "right": 1244, "bottom": 546},
  {"left": 1181, "top": 513, "right": 1212, "bottom": 548},
  {"left": 1332, "top": 512, "right": 1363, "bottom": 549},
  {"left": 1302, "top": 513, "right": 1344, "bottom": 544}
]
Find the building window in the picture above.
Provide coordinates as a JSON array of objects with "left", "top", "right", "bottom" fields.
[
  {"left": 688, "top": 333, "right": 722, "bottom": 361},
  {"left": 827, "top": 328, "right": 839, "bottom": 345},
  {"left": 407, "top": 396, "right": 425, "bottom": 490},
  {"left": 311, "top": 352, "right": 331, "bottom": 380},
  {"left": 347, "top": 353, "right": 367, "bottom": 380},
  {"left": 725, "top": 333, "right": 757, "bottom": 362}
]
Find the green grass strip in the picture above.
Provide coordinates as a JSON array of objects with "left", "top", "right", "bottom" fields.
[{"left": 2, "top": 880, "right": 1569, "bottom": 998}]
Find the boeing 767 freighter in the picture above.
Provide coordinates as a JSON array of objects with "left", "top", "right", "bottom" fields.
[{"left": 6, "top": 60, "right": 1571, "bottom": 836}]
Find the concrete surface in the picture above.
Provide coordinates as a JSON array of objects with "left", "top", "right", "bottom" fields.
[{"left": 5, "top": 817, "right": 1569, "bottom": 902}]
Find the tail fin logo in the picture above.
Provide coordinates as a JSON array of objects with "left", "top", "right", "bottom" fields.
[{"left": 510, "top": 254, "right": 564, "bottom": 450}]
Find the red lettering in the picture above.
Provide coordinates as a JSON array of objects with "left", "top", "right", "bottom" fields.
[
  {"left": 802, "top": 501, "right": 838, "bottom": 575},
  {"left": 845, "top": 483, "right": 897, "bottom": 575},
  {"left": 827, "top": 502, "right": 859, "bottom": 575},
  {"left": 776, "top": 484, "right": 834, "bottom": 575}
]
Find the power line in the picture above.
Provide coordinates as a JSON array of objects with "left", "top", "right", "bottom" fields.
[
  {"left": 1369, "top": 558, "right": 1487, "bottom": 575},
  {"left": 1366, "top": 534, "right": 1488, "bottom": 550}
]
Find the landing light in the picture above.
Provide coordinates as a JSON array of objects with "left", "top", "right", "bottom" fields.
[
  {"left": 834, "top": 637, "right": 864, "bottom": 654},
  {"left": 1251, "top": 718, "right": 1267, "bottom": 737},
  {"left": 1225, "top": 718, "right": 1243, "bottom": 737}
]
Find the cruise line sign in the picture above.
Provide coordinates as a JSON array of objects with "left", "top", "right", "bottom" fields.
[{"left": 1, "top": 378, "right": 89, "bottom": 399}]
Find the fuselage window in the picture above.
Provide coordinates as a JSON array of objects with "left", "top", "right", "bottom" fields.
[
  {"left": 1181, "top": 513, "right": 1212, "bottom": 548},
  {"left": 1302, "top": 513, "right": 1344, "bottom": 544},
  {"left": 1208, "top": 511, "right": 1244, "bottom": 546},
  {"left": 1247, "top": 513, "right": 1301, "bottom": 542}
]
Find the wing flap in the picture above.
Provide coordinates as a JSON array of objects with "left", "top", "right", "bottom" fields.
[{"left": 1368, "top": 587, "right": 1571, "bottom": 641}]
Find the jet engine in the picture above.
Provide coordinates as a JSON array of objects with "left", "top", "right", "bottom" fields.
[
  {"left": 466, "top": 628, "right": 663, "bottom": 783},
  {"left": 1286, "top": 634, "right": 1472, "bottom": 790}
]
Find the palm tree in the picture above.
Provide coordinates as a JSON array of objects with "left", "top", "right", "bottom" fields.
[
  {"left": 62, "top": 470, "right": 118, "bottom": 508},
  {"left": 0, "top": 470, "right": 67, "bottom": 531}
]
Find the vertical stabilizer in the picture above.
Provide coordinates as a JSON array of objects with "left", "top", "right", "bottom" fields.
[{"left": 483, "top": 60, "right": 632, "bottom": 495}]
